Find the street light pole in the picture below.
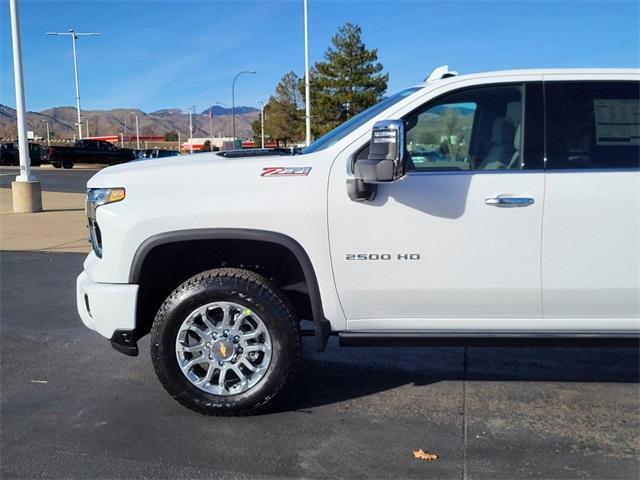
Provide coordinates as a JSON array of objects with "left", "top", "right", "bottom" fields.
[
  {"left": 231, "top": 70, "right": 255, "bottom": 145},
  {"left": 303, "top": 0, "right": 311, "bottom": 146},
  {"left": 42, "top": 120, "right": 50, "bottom": 146},
  {"left": 71, "top": 32, "right": 82, "bottom": 139},
  {"left": 132, "top": 113, "right": 140, "bottom": 150},
  {"left": 46, "top": 29, "right": 100, "bottom": 141},
  {"left": 188, "top": 106, "right": 194, "bottom": 154},
  {"left": 258, "top": 101, "right": 265, "bottom": 149},
  {"left": 9, "top": 0, "right": 42, "bottom": 213},
  {"left": 209, "top": 106, "right": 213, "bottom": 150}
]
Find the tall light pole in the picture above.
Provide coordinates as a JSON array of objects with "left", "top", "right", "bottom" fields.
[
  {"left": 9, "top": 0, "right": 41, "bottom": 212},
  {"left": 303, "top": 0, "right": 311, "bottom": 146},
  {"left": 132, "top": 113, "right": 140, "bottom": 149},
  {"left": 42, "top": 120, "right": 50, "bottom": 146},
  {"left": 85, "top": 118, "right": 89, "bottom": 138},
  {"left": 46, "top": 29, "right": 100, "bottom": 141},
  {"left": 188, "top": 106, "right": 195, "bottom": 154},
  {"left": 209, "top": 106, "right": 213, "bottom": 149},
  {"left": 258, "top": 101, "right": 265, "bottom": 149},
  {"left": 231, "top": 70, "right": 255, "bottom": 145}
]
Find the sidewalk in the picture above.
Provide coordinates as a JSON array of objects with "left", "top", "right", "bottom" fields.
[{"left": 0, "top": 188, "right": 90, "bottom": 253}]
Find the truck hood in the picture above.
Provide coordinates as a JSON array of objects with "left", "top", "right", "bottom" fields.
[{"left": 86, "top": 152, "right": 307, "bottom": 189}]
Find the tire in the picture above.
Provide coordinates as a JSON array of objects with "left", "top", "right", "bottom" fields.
[
  {"left": 150, "top": 268, "right": 301, "bottom": 416},
  {"left": 62, "top": 159, "right": 74, "bottom": 169},
  {"left": 52, "top": 161, "right": 62, "bottom": 169}
]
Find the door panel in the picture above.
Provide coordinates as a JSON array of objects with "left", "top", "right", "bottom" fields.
[
  {"left": 542, "top": 81, "right": 640, "bottom": 325},
  {"left": 328, "top": 82, "right": 545, "bottom": 328},
  {"left": 328, "top": 171, "right": 545, "bottom": 323},
  {"left": 542, "top": 171, "right": 640, "bottom": 320}
]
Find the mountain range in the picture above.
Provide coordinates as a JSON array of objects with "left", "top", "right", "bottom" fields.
[{"left": 0, "top": 104, "right": 259, "bottom": 140}]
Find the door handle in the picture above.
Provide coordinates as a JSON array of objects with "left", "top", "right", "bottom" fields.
[{"left": 485, "top": 196, "right": 535, "bottom": 207}]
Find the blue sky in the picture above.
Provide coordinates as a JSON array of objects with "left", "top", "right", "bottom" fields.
[{"left": 1, "top": 0, "right": 638, "bottom": 113}]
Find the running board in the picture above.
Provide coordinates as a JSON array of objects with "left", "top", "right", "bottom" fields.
[{"left": 338, "top": 332, "right": 640, "bottom": 348}]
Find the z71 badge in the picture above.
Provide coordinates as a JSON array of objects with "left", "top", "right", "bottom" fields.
[{"left": 261, "top": 167, "right": 312, "bottom": 177}]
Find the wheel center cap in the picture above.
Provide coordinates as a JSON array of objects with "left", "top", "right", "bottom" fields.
[{"left": 212, "top": 339, "right": 234, "bottom": 361}]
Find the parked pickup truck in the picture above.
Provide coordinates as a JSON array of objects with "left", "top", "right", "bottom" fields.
[
  {"left": 49, "top": 139, "right": 136, "bottom": 169},
  {"left": 77, "top": 66, "right": 640, "bottom": 416},
  {"left": 0, "top": 142, "right": 45, "bottom": 166}
]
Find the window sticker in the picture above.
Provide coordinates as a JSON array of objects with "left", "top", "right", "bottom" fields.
[{"left": 593, "top": 99, "right": 640, "bottom": 146}]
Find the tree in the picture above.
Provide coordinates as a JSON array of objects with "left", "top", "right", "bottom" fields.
[
  {"left": 164, "top": 132, "right": 178, "bottom": 141},
  {"left": 308, "top": 23, "right": 388, "bottom": 136},
  {"left": 252, "top": 72, "right": 304, "bottom": 145},
  {"left": 250, "top": 118, "right": 262, "bottom": 146}
]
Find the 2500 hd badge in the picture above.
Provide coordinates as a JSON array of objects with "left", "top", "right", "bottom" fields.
[{"left": 346, "top": 253, "right": 421, "bottom": 260}]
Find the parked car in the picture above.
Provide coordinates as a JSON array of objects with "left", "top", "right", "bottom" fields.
[
  {"left": 77, "top": 66, "right": 640, "bottom": 416},
  {"left": 0, "top": 142, "right": 45, "bottom": 166},
  {"left": 48, "top": 139, "right": 136, "bottom": 169}
]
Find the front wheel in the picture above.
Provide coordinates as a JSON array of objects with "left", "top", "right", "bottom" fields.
[
  {"left": 150, "top": 268, "right": 300, "bottom": 415},
  {"left": 62, "top": 159, "right": 74, "bottom": 169}
]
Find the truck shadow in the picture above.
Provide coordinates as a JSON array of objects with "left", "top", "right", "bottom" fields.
[
  {"left": 277, "top": 339, "right": 640, "bottom": 412},
  {"left": 368, "top": 173, "right": 474, "bottom": 219}
]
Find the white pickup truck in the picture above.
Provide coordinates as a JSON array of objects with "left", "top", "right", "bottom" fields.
[{"left": 77, "top": 66, "right": 640, "bottom": 415}]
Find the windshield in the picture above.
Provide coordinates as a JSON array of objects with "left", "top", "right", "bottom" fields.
[{"left": 302, "top": 87, "right": 422, "bottom": 154}]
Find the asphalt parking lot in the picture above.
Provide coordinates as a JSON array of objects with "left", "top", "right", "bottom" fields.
[
  {"left": 0, "top": 166, "right": 99, "bottom": 193},
  {"left": 1, "top": 168, "right": 639, "bottom": 479}
]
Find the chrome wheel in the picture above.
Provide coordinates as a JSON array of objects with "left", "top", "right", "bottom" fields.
[{"left": 175, "top": 301, "right": 272, "bottom": 396}]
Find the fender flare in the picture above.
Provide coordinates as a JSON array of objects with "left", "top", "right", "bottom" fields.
[{"left": 130, "top": 228, "right": 331, "bottom": 351}]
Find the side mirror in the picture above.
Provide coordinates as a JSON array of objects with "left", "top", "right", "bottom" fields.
[
  {"left": 348, "top": 120, "right": 406, "bottom": 202},
  {"left": 355, "top": 120, "right": 406, "bottom": 183}
]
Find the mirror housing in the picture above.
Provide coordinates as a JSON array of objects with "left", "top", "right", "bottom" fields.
[{"left": 355, "top": 120, "right": 406, "bottom": 184}]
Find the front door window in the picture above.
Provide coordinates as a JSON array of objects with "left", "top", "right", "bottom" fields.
[{"left": 405, "top": 85, "right": 524, "bottom": 171}]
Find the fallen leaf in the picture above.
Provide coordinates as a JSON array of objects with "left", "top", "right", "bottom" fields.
[{"left": 413, "top": 449, "right": 438, "bottom": 462}]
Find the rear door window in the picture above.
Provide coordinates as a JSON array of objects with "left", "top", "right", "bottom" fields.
[{"left": 545, "top": 82, "right": 640, "bottom": 170}]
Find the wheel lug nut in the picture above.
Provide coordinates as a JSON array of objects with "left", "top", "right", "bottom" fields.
[
  {"left": 223, "top": 329, "right": 229, "bottom": 337},
  {"left": 208, "top": 354, "right": 213, "bottom": 360},
  {"left": 218, "top": 361, "right": 224, "bottom": 366},
  {"left": 237, "top": 347, "right": 243, "bottom": 354},
  {"left": 233, "top": 335, "right": 240, "bottom": 343},
  {"left": 212, "top": 333, "right": 218, "bottom": 340}
]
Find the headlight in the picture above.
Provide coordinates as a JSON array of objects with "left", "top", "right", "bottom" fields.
[
  {"left": 86, "top": 188, "right": 125, "bottom": 220},
  {"left": 86, "top": 188, "right": 125, "bottom": 258}
]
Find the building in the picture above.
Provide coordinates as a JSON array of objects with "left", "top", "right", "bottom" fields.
[
  {"left": 86, "top": 135, "right": 165, "bottom": 145},
  {"left": 180, "top": 137, "right": 235, "bottom": 153}
]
